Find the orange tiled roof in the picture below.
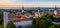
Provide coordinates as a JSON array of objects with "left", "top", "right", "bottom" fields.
[
  {"left": 12, "top": 20, "right": 22, "bottom": 22},
  {"left": 21, "top": 15, "right": 31, "bottom": 21},
  {"left": 56, "top": 14, "right": 60, "bottom": 16},
  {"left": 11, "top": 15, "right": 31, "bottom": 22},
  {"left": 8, "top": 13, "right": 16, "bottom": 18}
]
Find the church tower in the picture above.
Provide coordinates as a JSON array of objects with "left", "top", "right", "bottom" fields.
[
  {"left": 54, "top": 5, "right": 57, "bottom": 16},
  {"left": 38, "top": 7, "right": 40, "bottom": 17},
  {"left": 22, "top": 5, "right": 24, "bottom": 12},
  {"left": 34, "top": 7, "right": 40, "bottom": 18}
]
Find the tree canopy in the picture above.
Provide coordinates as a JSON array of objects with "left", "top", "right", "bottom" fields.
[{"left": 6, "top": 22, "right": 16, "bottom": 28}]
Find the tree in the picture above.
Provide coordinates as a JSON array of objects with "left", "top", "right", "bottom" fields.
[
  {"left": 0, "top": 12, "right": 3, "bottom": 28},
  {"left": 0, "top": 22, "right": 4, "bottom": 28},
  {"left": 31, "top": 14, "right": 53, "bottom": 28},
  {"left": 55, "top": 24, "right": 60, "bottom": 28},
  {"left": 6, "top": 22, "right": 16, "bottom": 28},
  {"left": 0, "top": 13, "right": 3, "bottom": 24},
  {"left": 48, "top": 25, "right": 55, "bottom": 28}
]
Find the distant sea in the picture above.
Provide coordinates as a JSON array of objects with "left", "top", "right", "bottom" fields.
[
  {"left": 0, "top": 7, "right": 60, "bottom": 12},
  {"left": 23, "top": 7, "right": 60, "bottom": 10}
]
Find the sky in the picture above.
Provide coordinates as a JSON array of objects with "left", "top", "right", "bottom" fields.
[{"left": 0, "top": 0, "right": 60, "bottom": 8}]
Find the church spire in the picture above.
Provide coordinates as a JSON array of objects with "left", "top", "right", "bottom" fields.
[
  {"left": 22, "top": 5, "right": 24, "bottom": 10},
  {"left": 38, "top": 7, "right": 40, "bottom": 17},
  {"left": 54, "top": 5, "right": 57, "bottom": 15},
  {"left": 55, "top": 5, "right": 57, "bottom": 10},
  {"left": 22, "top": 5, "right": 24, "bottom": 12},
  {"left": 38, "top": 7, "right": 40, "bottom": 10}
]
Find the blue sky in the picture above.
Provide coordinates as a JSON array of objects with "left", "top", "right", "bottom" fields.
[
  {"left": 0, "top": 0, "right": 60, "bottom": 7},
  {"left": 8, "top": 0, "right": 60, "bottom": 7},
  {"left": 11, "top": 0, "right": 60, "bottom": 4}
]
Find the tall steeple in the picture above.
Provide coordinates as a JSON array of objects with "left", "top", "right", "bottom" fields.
[
  {"left": 22, "top": 5, "right": 24, "bottom": 10},
  {"left": 38, "top": 7, "right": 40, "bottom": 17},
  {"left": 22, "top": 5, "right": 24, "bottom": 12},
  {"left": 55, "top": 5, "right": 57, "bottom": 10},
  {"left": 54, "top": 5, "right": 57, "bottom": 15}
]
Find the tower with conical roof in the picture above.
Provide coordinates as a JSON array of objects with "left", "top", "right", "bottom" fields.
[{"left": 54, "top": 5, "right": 57, "bottom": 15}]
